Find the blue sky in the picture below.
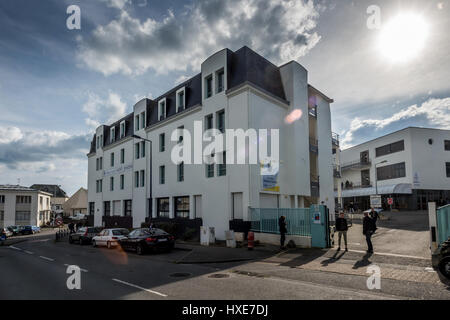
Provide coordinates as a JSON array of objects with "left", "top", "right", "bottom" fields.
[{"left": 0, "top": 0, "right": 449, "bottom": 196}]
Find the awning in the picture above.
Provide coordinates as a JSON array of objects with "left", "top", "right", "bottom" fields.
[{"left": 337, "top": 183, "right": 412, "bottom": 198}]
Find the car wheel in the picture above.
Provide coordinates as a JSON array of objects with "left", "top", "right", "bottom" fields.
[
  {"left": 136, "top": 244, "right": 144, "bottom": 255},
  {"left": 92, "top": 240, "right": 97, "bottom": 247},
  {"left": 107, "top": 241, "right": 112, "bottom": 249},
  {"left": 438, "top": 256, "right": 450, "bottom": 280}
]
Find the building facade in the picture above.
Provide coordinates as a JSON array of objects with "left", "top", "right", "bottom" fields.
[
  {"left": 0, "top": 185, "right": 52, "bottom": 227},
  {"left": 30, "top": 184, "right": 69, "bottom": 216},
  {"left": 63, "top": 187, "right": 88, "bottom": 217},
  {"left": 338, "top": 127, "right": 450, "bottom": 211},
  {"left": 87, "top": 46, "right": 335, "bottom": 239}
]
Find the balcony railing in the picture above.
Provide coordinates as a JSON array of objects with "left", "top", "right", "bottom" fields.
[
  {"left": 333, "top": 165, "right": 341, "bottom": 178},
  {"left": 342, "top": 181, "right": 373, "bottom": 190},
  {"left": 310, "top": 174, "right": 320, "bottom": 197},
  {"left": 332, "top": 132, "right": 340, "bottom": 147},
  {"left": 341, "top": 159, "right": 372, "bottom": 171}
]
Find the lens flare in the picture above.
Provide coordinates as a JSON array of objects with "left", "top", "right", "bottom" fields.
[{"left": 285, "top": 109, "right": 303, "bottom": 124}]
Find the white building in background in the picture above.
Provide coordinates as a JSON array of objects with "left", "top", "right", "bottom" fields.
[
  {"left": 0, "top": 185, "right": 52, "bottom": 227},
  {"left": 338, "top": 127, "right": 450, "bottom": 211},
  {"left": 87, "top": 46, "right": 336, "bottom": 239}
]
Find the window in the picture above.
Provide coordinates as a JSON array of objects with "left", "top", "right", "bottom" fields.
[
  {"left": 89, "top": 202, "right": 95, "bottom": 215},
  {"left": 205, "top": 114, "right": 213, "bottom": 131},
  {"left": 135, "top": 171, "right": 139, "bottom": 188},
  {"left": 124, "top": 200, "right": 132, "bottom": 217},
  {"left": 157, "top": 198, "right": 169, "bottom": 218},
  {"left": 16, "top": 211, "right": 30, "bottom": 221},
  {"left": 446, "top": 163, "right": 450, "bottom": 178},
  {"left": 178, "top": 126, "right": 184, "bottom": 144},
  {"left": 135, "top": 115, "right": 140, "bottom": 131},
  {"left": 376, "top": 162, "right": 406, "bottom": 181},
  {"left": 141, "top": 112, "right": 146, "bottom": 129},
  {"left": 0, "top": 195, "right": 4, "bottom": 203},
  {"left": 96, "top": 136, "right": 100, "bottom": 149},
  {"left": 178, "top": 162, "right": 184, "bottom": 182},
  {"left": 0, "top": 210, "right": 4, "bottom": 220},
  {"left": 216, "top": 69, "right": 224, "bottom": 93},
  {"left": 445, "top": 140, "right": 450, "bottom": 151},
  {"left": 158, "top": 99, "right": 166, "bottom": 121},
  {"left": 96, "top": 158, "right": 99, "bottom": 170},
  {"left": 159, "top": 133, "right": 165, "bottom": 152},
  {"left": 218, "top": 152, "right": 226, "bottom": 176},
  {"left": 141, "top": 141, "right": 145, "bottom": 158},
  {"left": 120, "top": 148, "right": 125, "bottom": 164},
  {"left": 16, "top": 196, "right": 31, "bottom": 204},
  {"left": 120, "top": 174, "right": 124, "bottom": 190},
  {"left": 135, "top": 143, "right": 140, "bottom": 159},
  {"left": 376, "top": 140, "right": 405, "bottom": 157},
  {"left": 120, "top": 121, "right": 126, "bottom": 138},
  {"left": 159, "top": 166, "right": 165, "bottom": 184},
  {"left": 177, "top": 88, "right": 185, "bottom": 112},
  {"left": 110, "top": 152, "right": 115, "bottom": 167},
  {"left": 140, "top": 170, "right": 145, "bottom": 187},
  {"left": 175, "top": 197, "right": 189, "bottom": 218},
  {"left": 217, "top": 110, "right": 225, "bottom": 133},
  {"left": 104, "top": 201, "right": 111, "bottom": 216},
  {"left": 99, "top": 157, "right": 103, "bottom": 170},
  {"left": 110, "top": 177, "right": 114, "bottom": 191},
  {"left": 96, "top": 179, "right": 103, "bottom": 193},
  {"left": 205, "top": 75, "right": 213, "bottom": 98},
  {"left": 99, "top": 134, "right": 103, "bottom": 148},
  {"left": 110, "top": 127, "right": 116, "bottom": 143},
  {"left": 206, "top": 163, "right": 214, "bottom": 178}
]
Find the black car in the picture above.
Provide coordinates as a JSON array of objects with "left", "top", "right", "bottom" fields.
[
  {"left": 432, "top": 237, "right": 450, "bottom": 280},
  {"left": 119, "top": 228, "right": 175, "bottom": 255},
  {"left": 19, "top": 226, "right": 33, "bottom": 235},
  {"left": 69, "top": 226, "right": 103, "bottom": 245}
]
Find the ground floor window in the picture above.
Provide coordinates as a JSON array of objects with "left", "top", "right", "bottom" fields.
[
  {"left": 16, "top": 211, "right": 30, "bottom": 222},
  {"left": 0, "top": 210, "right": 3, "bottom": 220},
  {"left": 104, "top": 201, "right": 111, "bottom": 216},
  {"left": 123, "top": 200, "right": 132, "bottom": 216},
  {"left": 157, "top": 198, "right": 170, "bottom": 218},
  {"left": 89, "top": 202, "right": 95, "bottom": 215},
  {"left": 175, "top": 196, "right": 189, "bottom": 219}
]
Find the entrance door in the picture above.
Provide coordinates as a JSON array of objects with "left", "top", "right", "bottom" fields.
[{"left": 232, "top": 193, "right": 243, "bottom": 220}]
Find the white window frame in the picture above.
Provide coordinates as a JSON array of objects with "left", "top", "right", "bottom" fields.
[
  {"left": 158, "top": 98, "right": 167, "bottom": 121},
  {"left": 110, "top": 127, "right": 115, "bottom": 143},
  {"left": 176, "top": 87, "right": 186, "bottom": 112},
  {"left": 140, "top": 111, "right": 146, "bottom": 129},
  {"left": 135, "top": 114, "right": 140, "bottom": 132},
  {"left": 216, "top": 68, "right": 225, "bottom": 93},
  {"left": 120, "top": 121, "right": 126, "bottom": 138}
]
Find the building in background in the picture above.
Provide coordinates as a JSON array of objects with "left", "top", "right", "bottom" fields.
[
  {"left": 87, "top": 46, "right": 335, "bottom": 239},
  {"left": 63, "top": 188, "right": 88, "bottom": 217},
  {"left": 30, "top": 184, "right": 69, "bottom": 217},
  {"left": 338, "top": 127, "right": 450, "bottom": 211},
  {"left": 0, "top": 185, "right": 52, "bottom": 227}
]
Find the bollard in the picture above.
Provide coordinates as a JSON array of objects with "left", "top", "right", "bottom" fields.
[{"left": 248, "top": 231, "right": 254, "bottom": 251}]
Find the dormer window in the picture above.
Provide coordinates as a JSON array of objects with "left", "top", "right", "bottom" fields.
[
  {"left": 176, "top": 88, "right": 185, "bottom": 112},
  {"left": 158, "top": 99, "right": 166, "bottom": 121},
  {"left": 120, "top": 121, "right": 126, "bottom": 138},
  {"left": 135, "top": 114, "right": 140, "bottom": 132},
  {"left": 216, "top": 68, "right": 224, "bottom": 93},
  {"left": 140, "top": 111, "right": 145, "bottom": 129},
  {"left": 205, "top": 75, "right": 213, "bottom": 98},
  {"left": 110, "top": 127, "right": 116, "bottom": 143},
  {"left": 96, "top": 136, "right": 100, "bottom": 149}
]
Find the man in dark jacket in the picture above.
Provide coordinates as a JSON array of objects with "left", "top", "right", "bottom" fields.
[
  {"left": 363, "top": 212, "right": 376, "bottom": 253},
  {"left": 335, "top": 212, "right": 348, "bottom": 251},
  {"left": 279, "top": 216, "right": 287, "bottom": 250},
  {"left": 369, "top": 207, "right": 379, "bottom": 231}
]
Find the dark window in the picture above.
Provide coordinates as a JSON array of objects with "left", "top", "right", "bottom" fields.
[
  {"left": 89, "top": 202, "right": 95, "bottom": 215},
  {"left": 140, "top": 170, "right": 145, "bottom": 187},
  {"left": 124, "top": 200, "right": 132, "bottom": 217},
  {"left": 141, "top": 141, "right": 145, "bottom": 158},
  {"left": 0, "top": 195, "right": 5, "bottom": 203},
  {"left": 160, "top": 166, "right": 165, "bottom": 184},
  {"left": 104, "top": 201, "right": 111, "bottom": 216},
  {"left": 206, "top": 163, "right": 214, "bottom": 178},
  {"left": 120, "top": 174, "right": 124, "bottom": 190},
  {"left": 445, "top": 140, "right": 450, "bottom": 151},
  {"left": 159, "top": 133, "right": 165, "bottom": 152},
  {"left": 135, "top": 171, "right": 139, "bottom": 188},
  {"left": 377, "top": 162, "right": 406, "bottom": 181},
  {"left": 376, "top": 140, "right": 405, "bottom": 157},
  {"left": 178, "top": 162, "right": 184, "bottom": 182},
  {"left": 205, "top": 114, "right": 213, "bottom": 131},
  {"left": 218, "top": 152, "right": 226, "bottom": 176},
  {"left": 217, "top": 110, "right": 225, "bottom": 133},
  {"left": 216, "top": 69, "right": 224, "bottom": 93},
  {"left": 178, "top": 91, "right": 184, "bottom": 111},
  {"left": 110, "top": 177, "right": 114, "bottom": 191},
  {"left": 175, "top": 197, "right": 189, "bottom": 219},
  {"left": 120, "top": 148, "right": 125, "bottom": 163},
  {"left": 16, "top": 196, "right": 31, "bottom": 204},
  {"left": 157, "top": 198, "right": 169, "bottom": 218},
  {"left": 135, "top": 143, "right": 140, "bottom": 159},
  {"left": 205, "top": 75, "right": 213, "bottom": 98},
  {"left": 446, "top": 163, "right": 450, "bottom": 178}
]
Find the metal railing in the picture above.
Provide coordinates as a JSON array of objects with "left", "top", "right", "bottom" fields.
[
  {"left": 342, "top": 181, "right": 373, "bottom": 190},
  {"left": 341, "top": 159, "right": 372, "bottom": 171},
  {"left": 309, "top": 138, "right": 319, "bottom": 154},
  {"left": 250, "top": 208, "right": 311, "bottom": 237},
  {"left": 332, "top": 132, "right": 340, "bottom": 147}
]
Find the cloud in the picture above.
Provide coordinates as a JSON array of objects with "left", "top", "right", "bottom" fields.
[
  {"left": 77, "top": 0, "right": 321, "bottom": 76},
  {"left": 174, "top": 75, "right": 191, "bottom": 85},
  {"left": 0, "top": 126, "right": 23, "bottom": 144},
  {"left": 99, "top": 0, "right": 130, "bottom": 9},
  {"left": 0, "top": 127, "right": 91, "bottom": 170},
  {"left": 341, "top": 97, "right": 450, "bottom": 148},
  {"left": 82, "top": 91, "right": 127, "bottom": 128}
]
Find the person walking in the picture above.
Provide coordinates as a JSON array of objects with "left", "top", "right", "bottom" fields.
[
  {"left": 363, "top": 212, "right": 375, "bottom": 253},
  {"left": 68, "top": 222, "right": 75, "bottom": 234},
  {"left": 335, "top": 212, "right": 348, "bottom": 252},
  {"left": 349, "top": 202, "right": 355, "bottom": 213},
  {"left": 278, "top": 216, "right": 287, "bottom": 250},
  {"left": 369, "top": 207, "right": 379, "bottom": 231}
]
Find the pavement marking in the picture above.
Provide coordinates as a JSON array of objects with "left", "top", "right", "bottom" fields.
[
  {"left": 112, "top": 278, "right": 168, "bottom": 297},
  {"left": 424, "top": 267, "right": 436, "bottom": 273},
  {"left": 24, "top": 250, "right": 34, "bottom": 255},
  {"left": 39, "top": 256, "right": 54, "bottom": 261},
  {"left": 348, "top": 249, "right": 429, "bottom": 260},
  {"left": 9, "top": 246, "right": 22, "bottom": 251},
  {"left": 63, "top": 264, "right": 88, "bottom": 272}
]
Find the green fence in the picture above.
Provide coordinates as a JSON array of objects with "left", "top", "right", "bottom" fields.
[
  {"left": 437, "top": 204, "right": 450, "bottom": 246},
  {"left": 250, "top": 208, "right": 311, "bottom": 237}
]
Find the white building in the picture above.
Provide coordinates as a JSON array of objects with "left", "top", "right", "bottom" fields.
[
  {"left": 87, "top": 46, "right": 335, "bottom": 239},
  {"left": 0, "top": 185, "right": 52, "bottom": 227},
  {"left": 338, "top": 127, "right": 450, "bottom": 211}
]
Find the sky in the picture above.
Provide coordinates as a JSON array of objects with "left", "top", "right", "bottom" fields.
[{"left": 0, "top": 0, "right": 449, "bottom": 196}]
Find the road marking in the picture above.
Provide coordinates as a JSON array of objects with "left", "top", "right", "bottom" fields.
[
  {"left": 112, "top": 278, "right": 168, "bottom": 297},
  {"left": 24, "top": 250, "right": 34, "bottom": 255},
  {"left": 63, "top": 264, "right": 88, "bottom": 272},
  {"left": 9, "top": 246, "right": 22, "bottom": 251},
  {"left": 348, "top": 249, "right": 429, "bottom": 260},
  {"left": 424, "top": 267, "right": 436, "bottom": 273},
  {"left": 39, "top": 256, "right": 54, "bottom": 261}
]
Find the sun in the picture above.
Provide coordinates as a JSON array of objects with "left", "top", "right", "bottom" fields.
[{"left": 377, "top": 13, "right": 429, "bottom": 63}]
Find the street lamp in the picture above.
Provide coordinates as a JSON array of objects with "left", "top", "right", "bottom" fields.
[
  {"left": 374, "top": 160, "right": 388, "bottom": 195},
  {"left": 132, "top": 135, "right": 153, "bottom": 220}
]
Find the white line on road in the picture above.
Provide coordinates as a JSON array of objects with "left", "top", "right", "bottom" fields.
[
  {"left": 112, "top": 278, "right": 168, "bottom": 297},
  {"left": 24, "top": 250, "right": 34, "bottom": 255},
  {"left": 348, "top": 249, "right": 429, "bottom": 260},
  {"left": 9, "top": 246, "right": 22, "bottom": 251},
  {"left": 39, "top": 256, "right": 54, "bottom": 261}
]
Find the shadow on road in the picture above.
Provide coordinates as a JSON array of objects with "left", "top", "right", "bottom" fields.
[{"left": 352, "top": 253, "right": 373, "bottom": 269}]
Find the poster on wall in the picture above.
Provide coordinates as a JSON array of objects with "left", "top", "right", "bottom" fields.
[{"left": 261, "top": 159, "right": 280, "bottom": 192}]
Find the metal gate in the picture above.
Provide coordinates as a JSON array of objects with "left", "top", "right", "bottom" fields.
[{"left": 437, "top": 205, "right": 450, "bottom": 246}]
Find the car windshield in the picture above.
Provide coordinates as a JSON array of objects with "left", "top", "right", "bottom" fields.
[
  {"left": 112, "top": 229, "right": 129, "bottom": 236},
  {"left": 141, "top": 228, "right": 168, "bottom": 236}
]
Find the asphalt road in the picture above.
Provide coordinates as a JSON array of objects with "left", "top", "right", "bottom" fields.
[{"left": 0, "top": 232, "right": 421, "bottom": 300}]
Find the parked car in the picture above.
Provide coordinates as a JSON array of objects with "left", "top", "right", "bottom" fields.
[
  {"left": 92, "top": 228, "right": 130, "bottom": 249},
  {"left": 19, "top": 226, "right": 33, "bottom": 235},
  {"left": 31, "top": 226, "right": 41, "bottom": 233},
  {"left": 432, "top": 237, "right": 450, "bottom": 280},
  {"left": 119, "top": 228, "right": 175, "bottom": 255},
  {"left": 7, "top": 226, "right": 21, "bottom": 236},
  {"left": 69, "top": 226, "right": 103, "bottom": 245},
  {"left": 1, "top": 227, "right": 13, "bottom": 238},
  {"left": 363, "top": 208, "right": 383, "bottom": 215}
]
